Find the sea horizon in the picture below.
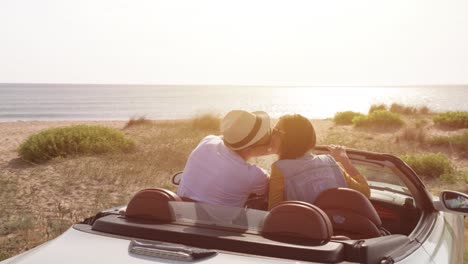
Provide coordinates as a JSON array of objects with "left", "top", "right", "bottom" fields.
[{"left": 1, "top": 84, "right": 467, "bottom": 121}]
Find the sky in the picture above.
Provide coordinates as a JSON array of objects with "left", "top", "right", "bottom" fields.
[{"left": 1, "top": 0, "right": 468, "bottom": 85}]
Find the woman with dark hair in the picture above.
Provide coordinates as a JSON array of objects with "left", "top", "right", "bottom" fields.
[{"left": 268, "top": 114, "right": 370, "bottom": 209}]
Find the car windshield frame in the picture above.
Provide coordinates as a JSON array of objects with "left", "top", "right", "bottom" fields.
[{"left": 312, "top": 146, "right": 434, "bottom": 210}]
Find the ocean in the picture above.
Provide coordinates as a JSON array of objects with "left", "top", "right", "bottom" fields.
[{"left": 0, "top": 84, "right": 467, "bottom": 121}]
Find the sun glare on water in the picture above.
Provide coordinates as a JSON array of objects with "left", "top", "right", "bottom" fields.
[{"left": 267, "top": 87, "right": 396, "bottom": 119}]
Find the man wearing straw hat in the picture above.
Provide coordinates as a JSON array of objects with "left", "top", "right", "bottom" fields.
[{"left": 177, "top": 110, "right": 272, "bottom": 207}]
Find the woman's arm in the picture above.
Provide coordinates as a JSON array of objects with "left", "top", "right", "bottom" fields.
[
  {"left": 327, "top": 145, "right": 371, "bottom": 198},
  {"left": 339, "top": 165, "right": 371, "bottom": 198}
]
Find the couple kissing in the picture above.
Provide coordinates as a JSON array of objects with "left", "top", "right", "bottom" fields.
[{"left": 177, "top": 110, "right": 370, "bottom": 210}]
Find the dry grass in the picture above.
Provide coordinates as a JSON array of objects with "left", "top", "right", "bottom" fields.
[
  {"left": 191, "top": 113, "right": 221, "bottom": 131},
  {"left": 429, "top": 132, "right": 468, "bottom": 158},
  {"left": 397, "top": 126, "right": 427, "bottom": 144},
  {"left": 0, "top": 115, "right": 467, "bottom": 260}
]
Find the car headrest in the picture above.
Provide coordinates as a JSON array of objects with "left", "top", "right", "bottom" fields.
[
  {"left": 125, "top": 188, "right": 182, "bottom": 222},
  {"left": 315, "top": 188, "right": 381, "bottom": 226},
  {"left": 262, "top": 201, "right": 333, "bottom": 245}
]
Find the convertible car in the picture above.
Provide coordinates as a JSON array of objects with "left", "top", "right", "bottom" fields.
[{"left": 1, "top": 147, "right": 467, "bottom": 264}]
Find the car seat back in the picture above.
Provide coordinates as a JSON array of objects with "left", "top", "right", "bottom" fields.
[
  {"left": 315, "top": 188, "right": 386, "bottom": 239},
  {"left": 262, "top": 201, "right": 333, "bottom": 245},
  {"left": 125, "top": 188, "right": 182, "bottom": 222}
]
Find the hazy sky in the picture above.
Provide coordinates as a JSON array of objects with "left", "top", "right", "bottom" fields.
[{"left": 1, "top": 0, "right": 468, "bottom": 85}]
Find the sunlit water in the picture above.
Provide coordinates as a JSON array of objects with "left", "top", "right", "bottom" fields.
[{"left": 0, "top": 84, "right": 467, "bottom": 121}]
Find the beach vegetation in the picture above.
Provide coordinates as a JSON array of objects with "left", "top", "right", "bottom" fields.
[
  {"left": 368, "top": 103, "right": 387, "bottom": 114},
  {"left": 353, "top": 110, "right": 405, "bottom": 130},
  {"left": 191, "top": 113, "right": 221, "bottom": 131},
  {"left": 401, "top": 153, "right": 455, "bottom": 180},
  {"left": 369, "top": 103, "right": 433, "bottom": 115},
  {"left": 0, "top": 214, "right": 35, "bottom": 236},
  {"left": 398, "top": 126, "right": 427, "bottom": 144},
  {"left": 124, "top": 116, "right": 153, "bottom": 129},
  {"left": 389, "top": 103, "right": 418, "bottom": 115},
  {"left": 429, "top": 132, "right": 468, "bottom": 157},
  {"left": 414, "top": 119, "right": 429, "bottom": 128},
  {"left": 18, "top": 125, "right": 135, "bottom": 163},
  {"left": 369, "top": 103, "right": 431, "bottom": 116},
  {"left": 433, "top": 111, "right": 468, "bottom": 129},
  {"left": 333, "top": 111, "right": 365, "bottom": 125},
  {"left": 418, "top": 106, "right": 430, "bottom": 115}
]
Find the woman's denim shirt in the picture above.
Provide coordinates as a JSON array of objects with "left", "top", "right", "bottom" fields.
[{"left": 275, "top": 154, "right": 347, "bottom": 204}]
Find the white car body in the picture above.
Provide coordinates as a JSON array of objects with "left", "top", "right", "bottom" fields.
[{"left": 2, "top": 227, "right": 302, "bottom": 264}]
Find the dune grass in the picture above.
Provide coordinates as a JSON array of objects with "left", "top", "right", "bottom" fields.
[
  {"left": 433, "top": 111, "right": 468, "bottom": 129},
  {"left": 390, "top": 103, "right": 418, "bottom": 115},
  {"left": 401, "top": 153, "right": 455, "bottom": 180},
  {"left": 353, "top": 110, "right": 405, "bottom": 130},
  {"left": 18, "top": 125, "right": 135, "bottom": 163},
  {"left": 337, "top": 103, "right": 434, "bottom": 133},
  {"left": 369, "top": 103, "right": 431, "bottom": 115},
  {"left": 418, "top": 106, "right": 431, "bottom": 115},
  {"left": 333, "top": 111, "right": 365, "bottom": 125},
  {"left": 368, "top": 103, "right": 387, "bottom": 114},
  {"left": 429, "top": 132, "right": 468, "bottom": 157}
]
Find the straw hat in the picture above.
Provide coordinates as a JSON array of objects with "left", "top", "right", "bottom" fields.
[{"left": 221, "top": 110, "right": 271, "bottom": 151}]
